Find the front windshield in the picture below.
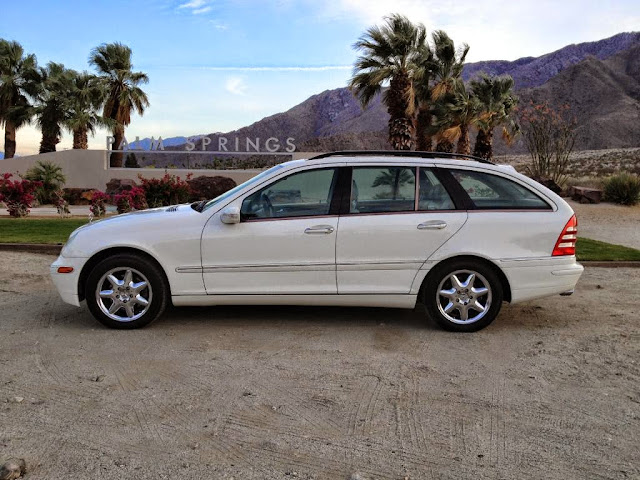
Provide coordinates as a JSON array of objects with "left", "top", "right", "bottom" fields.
[{"left": 201, "top": 164, "right": 284, "bottom": 211}]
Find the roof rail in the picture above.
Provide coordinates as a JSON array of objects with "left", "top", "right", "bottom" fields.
[{"left": 307, "top": 150, "right": 495, "bottom": 165}]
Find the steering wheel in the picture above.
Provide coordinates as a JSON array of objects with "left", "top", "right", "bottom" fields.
[{"left": 259, "top": 193, "right": 274, "bottom": 218}]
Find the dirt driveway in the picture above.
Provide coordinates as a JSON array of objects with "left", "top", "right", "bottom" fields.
[
  {"left": 0, "top": 251, "right": 638, "bottom": 479},
  {"left": 568, "top": 199, "right": 640, "bottom": 250}
]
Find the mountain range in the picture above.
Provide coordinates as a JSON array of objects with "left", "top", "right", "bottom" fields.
[{"left": 166, "top": 31, "right": 640, "bottom": 154}]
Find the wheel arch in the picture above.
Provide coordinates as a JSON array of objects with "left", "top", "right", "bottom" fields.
[
  {"left": 78, "top": 247, "right": 171, "bottom": 302},
  {"left": 420, "top": 254, "right": 512, "bottom": 303}
]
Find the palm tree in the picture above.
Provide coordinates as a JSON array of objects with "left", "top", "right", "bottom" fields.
[
  {"left": 35, "top": 62, "right": 72, "bottom": 153},
  {"left": 471, "top": 74, "right": 519, "bottom": 160},
  {"left": 413, "top": 44, "right": 435, "bottom": 151},
  {"left": 350, "top": 14, "right": 426, "bottom": 150},
  {"left": 89, "top": 42, "right": 149, "bottom": 167},
  {"left": 429, "top": 31, "right": 469, "bottom": 153},
  {"left": 24, "top": 159, "right": 66, "bottom": 204},
  {"left": 0, "top": 39, "right": 40, "bottom": 158},
  {"left": 432, "top": 79, "right": 480, "bottom": 155},
  {"left": 64, "top": 70, "right": 109, "bottom": 149},
  {"left": 372, "top": 167, "right": 414, "bottom": 199}
]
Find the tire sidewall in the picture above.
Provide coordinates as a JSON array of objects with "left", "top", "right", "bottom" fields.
[
  {"left": 85, "top": 254, "right": 167, "bottom": 329},
  {"left": 424, "top": 259, "right": 503, "bottom": 332}
]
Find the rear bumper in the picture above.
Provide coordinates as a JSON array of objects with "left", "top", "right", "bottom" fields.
[
  {"left": 50, "top": 255, "right": 88, "bottom": 307},
  {"left": 500, "top": 257, "right": 584, "bottom": 304}
]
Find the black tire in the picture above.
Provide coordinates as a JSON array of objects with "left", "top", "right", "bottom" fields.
[
  {"left": 423, "top": 259, "right": 503, "bottom": 332},
  {"left": 85, "top": 254, "right": 168, "bottom": 329}
]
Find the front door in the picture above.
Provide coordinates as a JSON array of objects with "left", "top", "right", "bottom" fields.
[
  {"left": 336, "top": 166, "right": 468, "bottom": 294},
  {"left": 201, "top": 167, "right": 341, "bottom": 294}
]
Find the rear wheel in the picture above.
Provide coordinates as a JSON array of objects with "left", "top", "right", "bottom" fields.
[
  {"left": 424, "top": 259, "right": 503, "bottom": 332},
  {"left": 85, "top": 254, "right": 168, "bottom": 329}
]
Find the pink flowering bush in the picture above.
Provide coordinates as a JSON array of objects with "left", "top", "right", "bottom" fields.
[
  {"left": 90, "top": 191, "right": 110, "bottom": 217},
  {"left": 138, "top": 173, "right": 192, "bottom": 207},
  {"left": 0, "top": 173, "right": 42, "bottom": 217},
  {"left": 114, "top": 186, "right": 148, "bottom": 213}
]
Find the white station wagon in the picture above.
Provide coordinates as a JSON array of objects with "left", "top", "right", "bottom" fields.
[{"left": 51, "top": 151, "right": 583, "bottom": 332}]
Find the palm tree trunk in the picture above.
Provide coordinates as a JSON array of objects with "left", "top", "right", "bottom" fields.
[
  {"left": 416, "top": 106, "right": 432, "bottom": 151},
  {"left": 456, "top": 124, "right": 471, "bottom": 154},
  {"left": 473, "top": 128, "right": 494, "bottom": 160},
  {"left": 39, "top": 133, "right": 59, "bottom": 154},
  {"left": 73, "top": 128, "right": 88, "bottom": 149},
  {"left": 387, "top": 73, "right": 415, "bottom": 151},
  {"left": 110, "top": 126, "right": 125, "bottom": 167},
  {"left": 435, "top": 139, "right": 454, "bottom": 153},
  {"left": 3, "top": 121, "right": 17, "bottom": 159}
]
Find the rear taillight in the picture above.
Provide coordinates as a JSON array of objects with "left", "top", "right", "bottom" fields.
[{"left": 552, "top": 215, "right": 578, "bottom": 256}]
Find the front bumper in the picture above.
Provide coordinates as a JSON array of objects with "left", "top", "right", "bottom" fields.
[{"left": 50, "top": 255, "right": 88, "bottom": 307}]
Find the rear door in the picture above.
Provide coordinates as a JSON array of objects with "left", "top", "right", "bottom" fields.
[{"left": 336, "top": 165, "right": 467, "bottom": 294}]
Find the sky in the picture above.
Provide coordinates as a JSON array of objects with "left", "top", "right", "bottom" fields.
[{"left": 1, "top": 0, "right": 638, "bottom": 155}]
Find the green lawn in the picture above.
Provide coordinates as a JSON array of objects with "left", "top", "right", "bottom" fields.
[
  {"left": 1, "top": 217, "right": 640, "bottom": 261},
  {"left": 0, "top": 218, "right": 89, "bottom": 244},
  {"left": 576, "top": 237, "right": 640, "bottom": 261}
]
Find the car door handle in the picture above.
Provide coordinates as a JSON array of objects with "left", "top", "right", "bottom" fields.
[
  {"left": 304, "top": 225, "right": 335, "bottom": 235},
  {"left": 417, "top": 220, "right": 447, "bottom": 230}
]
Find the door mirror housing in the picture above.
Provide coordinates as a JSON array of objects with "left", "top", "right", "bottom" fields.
[{"left": 220, "top": 206, "right": 241, "bottom": 224}]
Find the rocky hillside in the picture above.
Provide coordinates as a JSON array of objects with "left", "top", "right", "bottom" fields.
[
  {"left": 175, "top": 31, "right": 640, "bottom": 154},
  {"left": 462, "top": 31, "right": 640, "bottom": 88}
]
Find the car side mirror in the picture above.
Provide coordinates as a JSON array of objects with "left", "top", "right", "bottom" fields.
[{"left": 220, "top": 206, "right": 241, "bottom": 224}]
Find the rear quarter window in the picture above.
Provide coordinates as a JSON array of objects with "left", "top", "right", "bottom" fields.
[{"left": 449, "top": 169, "right": 551, "bottom": 210}]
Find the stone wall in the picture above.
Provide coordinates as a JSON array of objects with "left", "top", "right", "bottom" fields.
[{"left": 0, "top": 150, "right": 316, "bottom": 190}]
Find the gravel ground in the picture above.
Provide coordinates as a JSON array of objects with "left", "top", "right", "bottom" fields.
[
  {"left": 568, "top": 200, "right": 640, "bottom": 250},
  {"left": 0, "top": 251, "right": 638, "bottom": 479}
]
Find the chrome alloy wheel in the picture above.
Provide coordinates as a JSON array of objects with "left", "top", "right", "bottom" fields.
[
  {"left": 95, "top": 267, "right": 152, "bottom": 322},
  {"left": 436, "top": 270, "right": 492, "bottom": 324}
]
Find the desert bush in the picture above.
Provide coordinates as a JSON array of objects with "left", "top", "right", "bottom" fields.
[
  {"left": 520, "top": 101, "right": 576, "bottom": 186},
  {"left": 90, "top": 191, "right": 110, "bottom": 217},
  {"left": 114, "top": 186, "right": 148, "bottom": 213},
  {"left": 0, "top": 173, "right": 42, "bottom": 217},
  {"left": 604, "top": 173, "right": 640, "bottom": 206},
  {"left": 24, "top": 160, "right": 66, "bottom": 204},
  {"left": 138, "top": 173, "right": 191, "bottom": 207}
]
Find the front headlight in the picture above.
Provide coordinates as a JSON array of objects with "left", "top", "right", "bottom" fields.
[{"left": 60, "top": 226, "right": 85, "bottom": 256}]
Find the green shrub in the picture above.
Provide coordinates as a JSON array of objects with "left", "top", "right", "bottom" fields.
[
  {"left": 24, "top": 160, "right": 66, "bottom": 204},
  {"left": 604, "top": 173, "right": 640, "bottom": 205}
]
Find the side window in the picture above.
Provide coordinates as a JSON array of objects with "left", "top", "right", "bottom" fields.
[
  {"left": 418, "top": 168, "right": 455, "bottom": 210},
  {"left": 450, "top": 169, "right": 551, "bottom": 210},
  {"left": 241, "top": 168, "right": 338, "bottom": 220},
  {"left": 350, "top": 167, "right": 416, "bottom": 214}
]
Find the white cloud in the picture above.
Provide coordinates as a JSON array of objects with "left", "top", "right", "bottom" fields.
[
  {"left": 192, "top": 6, "right": 212, "bottom": 14},
  {"left": 178, "top": 0, "right": 212, "bottom": 15},
  {"left": 225, "top": 76, "right": 248, "bottom": 95},
  {"left": 314, "top": 0, "right": 640, "bottom": 62},
  {"left": 209, "top": 20, "right": 228, "bottom": 30},
  {"left": 178, "top": 0, "right": 206, "bottom": 9}
]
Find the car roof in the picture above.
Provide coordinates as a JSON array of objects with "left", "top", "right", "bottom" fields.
[{"left": 306, "top": 150, "right": 494, "bottom": 165}]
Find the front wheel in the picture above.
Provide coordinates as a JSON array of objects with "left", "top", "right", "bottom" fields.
[
  {"left": 85, "top": 254, "right": 168, "bottom": 329},
  {"left": 424, "top": 260, "right": 503, "bottom": 332}
]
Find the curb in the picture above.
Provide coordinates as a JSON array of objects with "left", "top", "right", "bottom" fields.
[
  {"left": 0, "top": 243, "right": 63, "bottom": 255},
  {"left": 1, "top": 244, "right": 640, "bottom": 267},
  {"left": 580, "top": 261, "right": 640, "bottom": 268}
]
